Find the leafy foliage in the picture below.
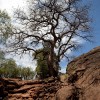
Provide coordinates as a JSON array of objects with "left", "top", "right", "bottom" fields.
[
  {"left": 34, "top": 48, "right": 60, "bottom": 79},
  {"left": 0, "top": 10, "right": 12, "bottom": 43},
  {"left": 0, "top": 62, "right": 35, "bottom": 79},
  {"left": 20, "top": 67, "right": 35, "bottom": 80},
  {"left": 34, "top": 48, "right": 49, "bottom": 79},
  {"left": 0, "top": 52, "right": 34, "bottom": 79},
  {"left": 0, "top": 59, "right": 18, "bottom": 78}
]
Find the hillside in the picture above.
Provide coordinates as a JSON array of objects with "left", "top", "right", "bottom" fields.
[{"left": 56, "top": 46, "right": 100, "bottom": 100}]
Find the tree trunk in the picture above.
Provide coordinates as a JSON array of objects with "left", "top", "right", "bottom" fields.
[{"left": 47, "top": 47, "right": 58, "bottom": 77}]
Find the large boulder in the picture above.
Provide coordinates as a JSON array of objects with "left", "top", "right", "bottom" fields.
[
  {"left": 56, "top": 85, "right": 79, "bottom": 100},
  {"left": 56, "top": 46, "right": 100, "bottom": 100},
  {"left": 67, "top": 46, "right": 100, "bottom": 86}
]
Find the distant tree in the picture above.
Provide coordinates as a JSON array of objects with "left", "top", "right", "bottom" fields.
[
  {"left": 0, "top": 60, "right": 35, "bottom": 79},
  {"left": 0, "top": 59, "right": 18, "bottom": 78},
  {"left": 2, "top": 0, "right": 92, "bottom": 77},
  {"left": 0, "top": 51, "right": 19, "bottom": 78},
  {"left": 21, "top": 67, "right": 35, "bottom": 80},
  {"left": 0, "top": 49, "right": 35, "bottom": 79}
]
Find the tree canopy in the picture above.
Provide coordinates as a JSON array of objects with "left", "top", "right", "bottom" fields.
[
  {"left": 0, "top": 10, "right": 12, "bottom": 43},
  {"left": 34, "top": 48, "right": 60, "bottom": 79},
  {"left": 0, "top": 50, "right": 34, "bottom": 79},
  {"left": 1, "top": 0, "right": 92, "bottom": 77},
  {"left": 0, "top": 59, "right": 35, "bottom": 79}
]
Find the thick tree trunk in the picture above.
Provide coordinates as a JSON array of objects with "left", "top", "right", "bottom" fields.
[
  {"left": 47, "top": 47, "right": 58, "bottom": 77},
  {"left": 48, "top": 62, "right": 58, "bottom": 77}
]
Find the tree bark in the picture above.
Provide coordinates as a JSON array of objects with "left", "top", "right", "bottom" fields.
[{"left": 47, "top": 46, "right": 58, "bottom": 77}]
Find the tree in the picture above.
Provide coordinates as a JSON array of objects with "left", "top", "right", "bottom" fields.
[
  {"left": 0, "top": 59, "right": 35, "bottom": 79},
  {"left": 3, "top": 0, "right": 92, "bottom": 77},
  {"left": 0, "top": 50, "right": 5, "bottom": 66},
  {"left": 35, "top": 48, "right": 50, "bottom": 79},
  {"left": 21, "top": 67, "right": 35, "bottom": 80},
  {"left": 34, "top": 48, "right": 60, "bottom": 79},
  {"left": 0, "top": 59, "right": 18, "bottom": 78},
  {"left": 0, "top": 10, "right": 12, "bottom": 43}
]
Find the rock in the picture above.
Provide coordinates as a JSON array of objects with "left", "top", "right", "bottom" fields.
[
  {"left": 0, "top": 79, "right": 8, "bottom": 99},
  {"left": 56, "top": 85, "right": 75, "bottom": 100},
  {"left": 56, "top": 46, "right": 100, "bottom": 100},
  {"left": 67, "top": 46, "right": 100, "bottom": 76},
  {"left": 0, "top": 77, "right": 61, "bottom": 100}
]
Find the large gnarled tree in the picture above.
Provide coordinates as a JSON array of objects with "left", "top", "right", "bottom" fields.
[{"left": 3, "top": 0, "right": 91, "bottom": 77}]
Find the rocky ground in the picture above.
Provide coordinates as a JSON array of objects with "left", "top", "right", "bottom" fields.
[
  {"left": 0, "top": 77, "right": 63, "bottom": 100},
  {"left": 56, "top": 46, "right": 100, "bottom": 100},
  {"left": 0, "top": 46, "right": 100, "bottom": 100}
]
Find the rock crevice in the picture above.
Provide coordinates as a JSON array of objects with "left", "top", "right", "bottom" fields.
[{"left": 56, "top": 46, "right": 100, "bottom": 100}]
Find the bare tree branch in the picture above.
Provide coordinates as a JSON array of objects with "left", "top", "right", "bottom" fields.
[{"left": 3, "top": 0, "right": 92, "bottom": 77}]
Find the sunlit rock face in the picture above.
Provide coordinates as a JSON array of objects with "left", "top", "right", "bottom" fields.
[
  {"left": 67, "top": 46, "right": 100, "bottom": 76},
  {"left": 56, "top": 46, "right": 100, "bottom": 100}
]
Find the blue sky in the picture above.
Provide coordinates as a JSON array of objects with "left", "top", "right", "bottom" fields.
[
  {"left": 71, "top": 0, "right": 100, "bottom": 55},
  {"left": 60, "top": 0, "right": 100, "bottom": 72},
  {"left": 81, "top": 0, "right": 100, "bottom": 52},
  {"left": 0, "top": 0, "right": 100, "bottom": 73}
]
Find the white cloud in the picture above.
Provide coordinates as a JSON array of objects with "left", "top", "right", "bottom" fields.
[
  {"left": 5, "top": 53, "right": 37, "bottom": 70},
  {"left": 0, "top": 0, "right": 37, "bottom": 70},
  {"left": 0, "top": 0, "right": 27, "bottom": 16},
  {"left": 72, "top": 36, "right": 85, "bottom": 45},
  {"left": 60, "top": 67, "right": 66, "bottom": 73}
]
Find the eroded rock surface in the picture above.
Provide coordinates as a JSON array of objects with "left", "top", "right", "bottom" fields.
[
  {"left": 56, "top": 46, "right": 100, "bottom": 100},
  {"left": 0, "top": 77, "right": 62, "bottom": 100}
]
